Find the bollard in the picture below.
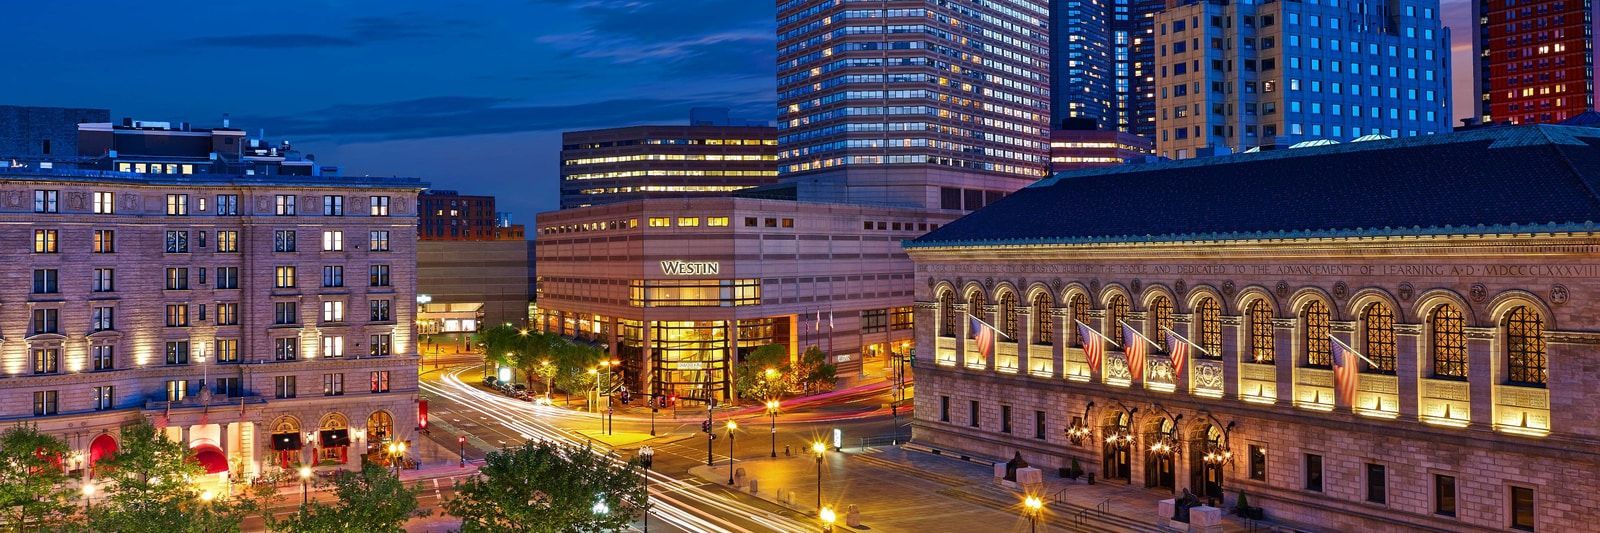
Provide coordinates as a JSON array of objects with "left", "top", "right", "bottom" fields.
[
  {"left": 846, "top": 504, "right": 862, "bottom": 527},
  {"left": 748, "top": 478, "right": 759, "bottom": 494}
]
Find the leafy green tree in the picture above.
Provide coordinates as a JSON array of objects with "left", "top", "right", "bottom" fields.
[
  {"left": 270, "top": 463, "right": 426, "bottom": 533},
  {"left": 794, "top": 345, "right": 838, "bottom": 393},
  {"left": 445, "top": 440, "right": 644, "bottom": 533},
  {"left": 732, "top": 344, "right": 791, "bottom": 402},
  {"left": 0, "top": 425, "right": 78, "bottom": 530},
  {"left": 88, "top": 421, "right": 252, "bottom": 533}
]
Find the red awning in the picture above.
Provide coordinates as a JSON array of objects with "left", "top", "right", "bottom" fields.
[
  {"left": 190, "top": 444, "right": 228, "bottom": 474},
  {"left": 89, "top": 434, "right": 118, "bottom": 468}
]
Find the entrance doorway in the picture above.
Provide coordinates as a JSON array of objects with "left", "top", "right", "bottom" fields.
[
  {"left": 1144, "top": 417, "right": 1177, "bottom": 492},
  {"left": 1102, "top": 411, "right": 1132, "bottom": 481},
  {"left": 1189, "top": 424, "right": 1226, "bottom": 504}
]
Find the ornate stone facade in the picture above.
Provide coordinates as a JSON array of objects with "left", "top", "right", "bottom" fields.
[
  {"left": 910, "top": 235, "right": 1600, "bottom": 531},
  {"left": 0, "top": 169, "right": 424, "bottom": 485}
]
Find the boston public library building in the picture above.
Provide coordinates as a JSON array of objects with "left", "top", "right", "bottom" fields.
[{"left": 907, "top": 125, "right": 1600, "bottom": 531}]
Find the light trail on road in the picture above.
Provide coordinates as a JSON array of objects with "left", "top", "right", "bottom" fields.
[{"left": 420, "top": 365, "right": 816, "bottom": 533}]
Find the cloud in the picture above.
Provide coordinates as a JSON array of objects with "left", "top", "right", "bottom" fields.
[
  {"left": 235, "top": 94, "right": 771, "bottom": 142},
  {"left": 177, "top": 33, "right": 361, "bottom": 49},
  {"left": 176, "top": 13, "right": 479, "bottom": 49}
]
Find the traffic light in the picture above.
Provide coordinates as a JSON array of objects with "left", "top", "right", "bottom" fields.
[{"left": 701, "top": 420, "right": 712, "bottom": 433}]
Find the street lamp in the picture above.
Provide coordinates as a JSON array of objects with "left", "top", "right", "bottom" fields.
[
  {"left": 458, "top": 435, "right": 468, "bottom": 467},
  {"left": 540, "top": 360, "right": 553, "bottom": 401},
  {"left": 811, "top": 441, "right": 827, "bottom": 513},
  {"left": 819, "top": 506, "right": 837, "bottom": 533},
  {"left": 386, "top": 441, "right": 407, "bottom": 476},
  {"left": 725, "top": 420, "right": 738, "bottom": 485},
  {"left": 298, "top": 465, "right": 312, "bottom": 505},
  {"left": 765, "top": 400, "right": 780, "bottom": 458},
  {"left": 1023, "top": 495, "right": 1043, "bottom": 533},
  {"left": 588, "top": 367, "right": 601, "bottom": 418},
  {"left": 637, "top": 446, "right": 655, "bottom": 533},
  {"left": 81, "top": 482, "right": 95, "bottom": 516}
]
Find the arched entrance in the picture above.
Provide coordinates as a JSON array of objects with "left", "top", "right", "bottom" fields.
[
  {"left": 366, "top": 411, "right": 394, "bottom": 455},
  {"left": 1101, "top": 411, "right": 1132, "bottom": 481},
  {"left": 88, "top": 434, "right": 118, "bottom": 474},
  {"left": 316, "top": 413, "right": 351, "bottom": 465},
  {"left": 1189, "top": 424, "right": 1227, "bottom": 504},
  {"left": 1144, "top": 417, "right": 1177, "bottom": 492},
  {"left": 268, "top": 416, "right": 303, "bottom": 469}
]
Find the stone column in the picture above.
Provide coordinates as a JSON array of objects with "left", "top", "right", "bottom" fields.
[
  {"left": 912, "top": 301, "right": 938, "bottom": 372},
  {"left": 1273, "top": 319, "right": 1295, "bottom": 406},
  {"left": 1051, "top": 307, "right": 1069, "bottom": 379},
  {"left": 1466, "top": 327, "right": 1495, "bottom": 428},
  {"left": 954, "top": 304, "right": 970, "bottom": 368},
  {"left": 1220, "top": 315, "right": 1242, "bottom": 399},
  {"left": 1395, "top": 324, "right": 1422, "bottom": 420},
  {"left": 1018, "top": 308, "right": 1035, "bottom": 374}
]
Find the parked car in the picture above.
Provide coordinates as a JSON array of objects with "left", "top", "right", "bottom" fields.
[{"left": 483, "top": 376, "right": 499, "bottom": 388}]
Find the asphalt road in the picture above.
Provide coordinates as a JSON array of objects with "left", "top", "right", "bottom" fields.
[{"left": 418, "top": 364, "right": 912, "bottom": 532}]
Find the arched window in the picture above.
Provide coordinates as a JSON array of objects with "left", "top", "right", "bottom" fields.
[
  {"left": 1032, "top": 293, "right": 1054, "bottom": 345},
  {"left": 1303, "top": 301, "right": 1331, "bottom": 367},
  {"left": 1150, "top": 296, "right": 1174, "bottom": 351},
  {"left": 1248, "top": 300, "right": 1275, "bottom": 364},
  {"left": 1070, "top": 294, "right": 1090, "bottom": 344},
  {"left": 1505, "top": 306, "right": 1547, "bottom": 386},
  {"left": 998, "top": 292, "right": 1018, "bottom": 340},
  {"left": 1106, "top": 295, "right": 1129, "bottom": 340},
  {"left": 967, "top": 291, "right": 987, "bottom": 339},
  {"left": 1430, "top": 304, "right": 1467, "bottom": 378},
  {"left": 939, "top": 291, "right": 958, "bottom": 338},
  {"left": 1362, "top": 303, "right": 1396, "bottom": 374},
  {"left": 1197, "top": 297, "right": 1222, "bottom": 357}
]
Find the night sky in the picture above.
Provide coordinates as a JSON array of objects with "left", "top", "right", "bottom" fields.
[{"left": 2, "top": 0, "right": 1472, "bottom": 224}]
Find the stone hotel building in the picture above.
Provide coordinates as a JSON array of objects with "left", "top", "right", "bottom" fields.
[
  {"left": 907, "top": 125, "right": 1600, "bottom": 531},
  {"left": 0, "top": 168, "right": 423, "bottom": 483}
]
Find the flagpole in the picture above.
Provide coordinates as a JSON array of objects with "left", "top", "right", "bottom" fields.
[
  {"left": 971, "top": 313, "right": 1011, "bottom": 341},
  {"left": 1117, "top": 320, "right": 1161, "bottom": 349},
  {"left": 1074, "top": 319, "right": 1120, "bottom": 349},
  {"left": 1328, "top": 335, "right": 1380, "bottom": 368},
  {"left": 1159, "top": 326, "right": 1210, "bottom": 356}
]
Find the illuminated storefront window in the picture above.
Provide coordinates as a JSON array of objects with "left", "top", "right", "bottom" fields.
[
  {"left": 652, "top": 321, "right": 728, "bottom": 401},
  {"left": 629, "top": 279, "right": 760, "bottom": 307}
]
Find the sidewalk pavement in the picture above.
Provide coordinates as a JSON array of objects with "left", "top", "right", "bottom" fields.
[{"left": 685, "top": 444, "right": 1251, "bottom": 532}]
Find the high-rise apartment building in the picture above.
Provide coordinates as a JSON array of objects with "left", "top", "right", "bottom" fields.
[
  {"left": 1153, "top": 0, "right": 1453, "bottom": 159},
  {"left": 776, "top": 0, "right": 1052, "bottom": 211},
  {"left": 1474, "top": 0, "right": 1598, "bottom": 124},
  {"left": 0, "top": 166, "right": 423, "bottom": 483},
  {"left": 1112, "top": 0, "right": 1164, "bottom": 137},
  {"left": 1051, "top": 0, "right": 1114, "bottom": 127},
  {"left": 559, "top": 121, "right": 777, "bottom": 209}
]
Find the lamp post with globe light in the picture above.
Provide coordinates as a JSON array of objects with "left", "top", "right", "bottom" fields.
[
  {"left": 1023, "top": 495, "right": 1043, "bottom": 533},
  {"left": 819, "top": 506, "right": 837, "bottom": 533},
  {"left": 81, "top": 482, "right": 95, "bottom": 516},
  {"left": 725, "top": 420, "right": 738, "bottom": 485},
  {"left": 811, "top": 441, "right": 827, "bottom": 512},
  {"left": 637, "top": 446, "right": 654, "bottom": 533},
  {"left": 765, "top": 400, "right": 780, "bottom": 457},
  {"left": 298, "top": 466, "right": 312, "bottom": 505}
]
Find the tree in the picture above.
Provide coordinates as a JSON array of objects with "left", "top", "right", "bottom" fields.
[
  {"left": 445, "top": 440, "right": 644, "bottom": 533},
  {"left": 0, "top": 425, "right": 77, "bottom": 530},
  {"left": 794, "top": 345, "right": 838, "bottom": 393},
  {"left": 732, "top": 344, "right": 791, "bottom": 402},
  {"left": 88, "top": 421, "right": 252, "bottom": 533},
  {"left": 271, "top": 463, "right": 426, "bottom": 533}
]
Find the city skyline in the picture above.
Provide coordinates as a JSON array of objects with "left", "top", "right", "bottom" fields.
[{"left": 4, "top": 0, "right": 1479, "bottom": 222}]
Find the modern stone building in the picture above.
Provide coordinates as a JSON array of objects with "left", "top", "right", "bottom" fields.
[
  {"left": 415, "top": 189, "right": 530, "bottom": 336},
  {"left": 907, "top": 125, "right": 1600, "bottom": 531},
  {"left": 776, "top": 0, "right": 1052, "bottom": 210},
  {"left": 0, "top": 167, "right": 424, "bottom": 485},
  {"left": 535, "top": 197, "right": 952, "bottom": 400},
  {"left": 559, "top": 120, "right": 777, "bottom": 209},
  {"left": 1153, "top": 0, "right": 1454, "bottom": 159}
]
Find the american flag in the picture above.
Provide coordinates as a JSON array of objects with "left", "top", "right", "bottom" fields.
[
  {"left": 970, "top": 315, "right": 996, "bottom": 363},
  {"left": 1164, "top": 329, "right": 1189, "bottom": 378},
  {"left": 1330, "top": 336, "right": 1361, "bottom": 404},
  {"left": 1076, "top": 321, "right": 1103, "bottom": 372},
  {"left": 1122, "top": 323, "right": 1148, "bottom": 381}
]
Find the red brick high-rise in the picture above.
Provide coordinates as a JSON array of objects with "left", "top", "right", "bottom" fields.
[{"left": 1474, "top": 0, "right": 1599, "bottom": 124}]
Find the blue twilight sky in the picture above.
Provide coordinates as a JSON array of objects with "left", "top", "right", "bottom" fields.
[{"left": 0, "top": 0, "right": 1473, "bottom": 224}]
